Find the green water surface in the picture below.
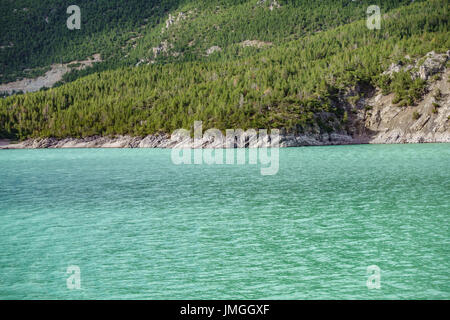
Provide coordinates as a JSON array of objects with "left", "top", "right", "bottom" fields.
[{"left": 0, "top": 144, "right": 448, "bottom": 299}]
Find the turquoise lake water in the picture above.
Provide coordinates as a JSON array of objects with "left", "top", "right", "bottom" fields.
[{"left": 0, "top": 144, "right": 449, "bottom": 299}]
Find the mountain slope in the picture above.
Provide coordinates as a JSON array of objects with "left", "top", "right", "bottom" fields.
[
  {"left": 0, "top": 0, "right": 449, "bottom": 144},
  {"left": 0, "top": 0, "right": 184, "bottom": 83},
  {"left": 1, "top": 0, "right": 426, "bottom": 84}
]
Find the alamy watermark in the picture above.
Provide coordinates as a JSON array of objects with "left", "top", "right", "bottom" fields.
[
  {"left": 66, "top": 265, "right": 81, "bottom": 290},
  {"left": 67, "top": 5, "right": 81, "bottom": 30},
  {"left": 366, "top": 265, "right": 381, "bottom": 289},
  {"left": 65, "top": 4, "right": 379, "bottom": 31},
  {"left": 367, "top": 5, "right": 381, "bottom": 30},
  {"left": 170, "top": 121, "right": 280, "bottom": 175}
]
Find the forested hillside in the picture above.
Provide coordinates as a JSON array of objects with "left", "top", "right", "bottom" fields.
[
  {"left": 0, "top": 0, "right": 184, "bottom": 83},
  {"left": 0, "top": 0, "right": 448, "bottom": 140},
  {"left": 1, "top": 0, "right": 426, "bottom": 84}
]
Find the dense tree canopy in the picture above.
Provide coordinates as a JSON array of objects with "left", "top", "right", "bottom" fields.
[
  {"left": 1, "top": 0, "right": 428, "bottom": 83},
  {"left": 0, "top": 0, "right": 448, "bottom": 140}
]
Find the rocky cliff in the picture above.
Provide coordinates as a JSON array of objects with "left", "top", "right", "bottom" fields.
[{"left": 354, "top": 51, "right": 450, "bottom": 144}]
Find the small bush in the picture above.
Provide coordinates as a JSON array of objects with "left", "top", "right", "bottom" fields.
[
  {"left": 347, "top": 95, "right": 360, "bottom": 106},
  {"left": 343, "top": 111, "right": 349, "bottom": 123},
  {"left": 392, "top": 95, "right": 402, "bottom": 104},
  {"left": 417, "top": 57, "right": 426, "bottom": 66},
  {"left": 391, "top": 71, "right": 426, "bottom": 106},
  {"left": 434, "top": 89, "right": 442, "bottom": 100},
  {"left": 412, "top": 111, "right": 421, "bottom": 120},
  {"left": 397, "top": 99, "right": 409, "bottom": 107},
  {"left": 432, "top": 74, "right": 442, "bottom": 82},
  {"left": 376, "top": 74, "right": 392, "bottom": 94}
]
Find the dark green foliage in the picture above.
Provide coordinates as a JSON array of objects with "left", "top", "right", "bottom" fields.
[
  {"left": 0, "top": 0, "right": 431, "bottom": 84},
  {"left": 376, "top": 74, "right": 392, "bottom": 95},
  {"left": 0, "top": 0, "right": 185, "bottom": 83},
  {"left": 390, "top": 71, "right": 427, "bottom": 106}
]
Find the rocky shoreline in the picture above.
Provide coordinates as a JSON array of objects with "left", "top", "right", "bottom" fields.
[
  {"left": 1, "top": 131, "right": 448, "bottom": 150},
  {"left": 0, "top": 133, "right": 358, "bottom": 149}
]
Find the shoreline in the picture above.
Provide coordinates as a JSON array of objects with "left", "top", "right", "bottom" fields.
[
  {"left": 0, "top": 134, "right": 356, "bottom": 149},
  {"left": 1, "top": 133, "right": 448, "bottom": 150}
]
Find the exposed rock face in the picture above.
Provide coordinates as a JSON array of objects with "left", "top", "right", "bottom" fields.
[
  {"left": 163, "top": 12, "right": 186, "bottom": 31},
  {"left": 165, "top": 14, "right": 175, "bottom": 29},
  {"left": 239, "top": 40, "right": 273, "bottom": 48},
  {"left": 359, "top": 64, "right": 450, "bottom": 144},
  {"left": 383, "top": 62, "right": 408, "bottom": 76},
  {"left": 383, "top": 51, "right": 449, "bottom": 80},
  {"left": 417, "top": 51, "right": 449, "bottom": 80},
  {"left": 206, "top": 46, "right": 222, "bottom": 56},
  {"left": 0, "top": 132, "right": 356, "bottom": 150},
  {"left": 257, "top": 0, "right": 281, "bottom": 11},
  {"left": 0, "top": 54, "right": 102, "bottom": 94},
  {"left": 152, "top": 40, "right": 173, "bottom": 58}
]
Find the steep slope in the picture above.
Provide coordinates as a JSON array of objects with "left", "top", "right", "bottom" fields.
[
  {"left": 359, "top": 52, "right": 450, "bottom": 143},
  {"left": 0, "top": 0, "right": 184, "bottom": 84},
  {"left": 0, "top": 0, "right": 449, "bottom": 146},
  {"left": 1, "top": 0, "right": 426, "bottom": 86}
]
